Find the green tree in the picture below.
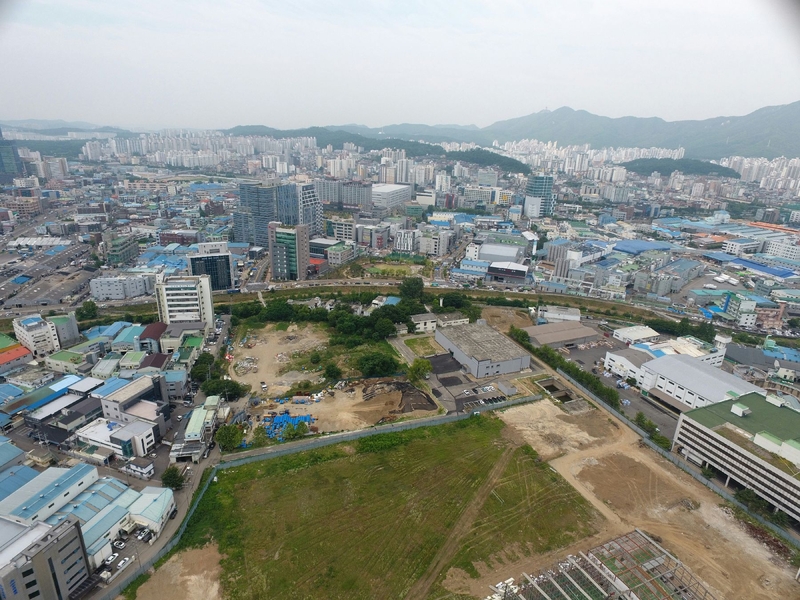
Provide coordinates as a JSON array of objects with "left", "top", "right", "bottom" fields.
[
  {"left": 408, "top": 358, "right": 432, "bottom": 383},
  {"left": 283, "top": 421, "right": 309, "bottom": 440},
  {"left": 324, "top": 363, "right": 342, "bottom": 380},
  {"left": 788, "top": 318, "right": 800, "bottom": 329},
  {"left": 161, "top": 465, "right": 185, "bottom": 490},
  {"left": 215, "top": 424, "right": 244, "bottom": 451},
  {"left": 374, "top": 317, "right": 396, "bottom": 339},
  {"left": 251, "top": 427, "right": 269, "bottom": 448},
  {"left": 398, "top": 277, "right": 424, "bottom": 301},
  {"left": 200, "top": 378, "right": 249, "bottom": 400},
  {"left": 308, "top": 350, "right": 322, "bottom": 365},
  {"left": 76, "top": 300, "right": 98, "bottom": 321},
  {"left": 357, "top": 352, "right": 399, "bottom": 377}
]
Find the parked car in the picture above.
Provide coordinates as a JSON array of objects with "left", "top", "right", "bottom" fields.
[
  {"left": 113, "top": 541, "right": 126, "bottom": 550},
  {"left": 117, "top": 557, "right": 131, "bottom": 570},
  {"left": 105, "top": 553, "right": 118, "bottom": 565},
  {"left": 137, "top": 528, "right": 149, "bottom": 540}
]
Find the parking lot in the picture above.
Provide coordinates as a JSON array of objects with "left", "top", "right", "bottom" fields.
[{"left": 559, "top": 335, "right": 679, "bottom": 438}]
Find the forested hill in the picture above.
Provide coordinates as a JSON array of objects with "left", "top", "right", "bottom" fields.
[{"left": 622, "top": 158, "right": 740, "bottom": 178}]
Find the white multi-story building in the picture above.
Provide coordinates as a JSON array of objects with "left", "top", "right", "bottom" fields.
[
  {"left": 763, "top": 240, "right": 800, "bottom": 261},
  {"left": 415, "top": 189, "right": 436, "bottom": 207},
  {"left": 155, "top": 275, "right": 214, "bottom": 334},
  {"left": 13, "top": 315, "right": 60, "bottom": 358},
  {"left": 328, "top": 219, "right": 356, "bottom": 242},
  {"left": 371, "top": 183, "right": 412, "bottom": 210},
  {"left": 90, "top": 275, "right": 154, "bottom": 301},
  {"left": 418, "top": 230, "right": 453, "bottom": 256},
  {"left": 394, "top": 229, "right": 419, "bottom": 253},
  {"left": 637, "top": 354, "right": 762, "bottom": 410},
  {"left": 721, "top": 238, "right": 762, "bottom": 257},
  {"left": 789, "top": 210, "right": 800, "bottom": 224}
]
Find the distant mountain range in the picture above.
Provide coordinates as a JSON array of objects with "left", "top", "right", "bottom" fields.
[
  {"left": 326, "top": 102, "right": 800, "bottom": 160},
  {"left": 5, "top": 101, "right": 799, "bottom": 160}
]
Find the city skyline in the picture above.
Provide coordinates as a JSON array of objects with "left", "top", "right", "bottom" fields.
[{"left": 0, "top": 0, "right": 799, "bottom": 130}]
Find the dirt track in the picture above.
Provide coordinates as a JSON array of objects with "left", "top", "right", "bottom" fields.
[
  {"left": 486, "top": 400, "right": 799, "bottom": 600},
  {"left": 405, "top": 446, "right": 516, "bottom": 600}
]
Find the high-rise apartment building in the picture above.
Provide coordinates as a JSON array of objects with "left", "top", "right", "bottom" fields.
[
  {"left": 155, "top": 275, "right": 214, "bottom": 334},
  {"left": 524, "top": 174, "right": 556, "bottom": 218},
  {"left": 296, "top": 183, "right": 323, "bottom": 237},
  {"left": 0, "top": 516, "right": 90, "bottom": 600},
  {"left": 268, "top": 222, "right": 310, "bottom": 281},
  {"left": 188, "top": 242, "right": 237, "bottom": 291},
  {"left": 342, "top": 181, "right": 372, "bottom": 210},
  {"left": 235, "top": 182, "right": 297, "bottom": 246},
  {"left": 0, "top": 128, "right": 24, "bottom": 184}
]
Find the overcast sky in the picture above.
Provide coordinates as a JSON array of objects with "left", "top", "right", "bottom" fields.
[{"left": 1, "top": 0, "right": 799, "bottom": 130}]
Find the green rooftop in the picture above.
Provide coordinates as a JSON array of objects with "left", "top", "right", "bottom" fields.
[
  {"left": 687, "top": 392, "right": 800, "bottom": 444},
  {"left": 0, "top": 333, "right": 17, "bottom": 351},
  {"left": 48, "top": 350, "right": 83, "bottom": 364},
  {"left": 48, "top": 315, "right": 72, "bottom": 325},
  {"left": 183, "top": 336, "right": 203, "bottom": 348}
]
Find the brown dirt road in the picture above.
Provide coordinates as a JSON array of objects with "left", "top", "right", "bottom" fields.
[{"left": 404, "top": 445, "right": 516, "bottom": 600}]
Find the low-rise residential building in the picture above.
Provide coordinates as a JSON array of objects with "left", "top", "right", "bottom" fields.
[
  {"left": 411, "top": 313, "right": 437, "bottom": 333},
  {"left": 436, "top": 312, "right": 469, "bottom": 328}
]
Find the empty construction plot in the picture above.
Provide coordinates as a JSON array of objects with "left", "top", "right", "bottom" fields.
[{"left": 495, "top": 530, "right": 715, "bottom": 600}]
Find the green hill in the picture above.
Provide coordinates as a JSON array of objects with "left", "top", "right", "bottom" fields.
[{"left": 622, "top": 158, "right": 740, "bottom": 178}]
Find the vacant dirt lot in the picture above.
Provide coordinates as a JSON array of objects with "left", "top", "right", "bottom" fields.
[
  {"left": 250, "top": 380, "right": 437, "bottom": 433},
  {"left": 492, "top": 399, "right": 799, "bottom": 600},
  {"left": 481, "top": 306, "right": 532, "bottom": 331},
  {"left": 132, "top": 545, "right": 222, "bottom": 600},
  {"left": 230, "top": 323, "right": 328, "bottom": 395}
]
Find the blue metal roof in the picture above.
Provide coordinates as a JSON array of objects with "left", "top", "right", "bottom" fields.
[
  {"left": 0, "top": 466, "right": 37, "bottom": 501},
  {"left": 10, "top": 464, "right": 96, "bottom": 521},
  {"left": 90, "top": 377, "right": 130, "bottom": 398},
  {"left": 101, "top": 322, "right": 134, "bottom": 339},
  {"left": 613, "top": 240, "right": 672, "bottom": 255},
  {"left": 0, "top": 440, "right": 23, "bottom": 469},
  {"left": 384, "top": 296, "right": 401, "bottom": 306},
  {"left": 703, "top": 252, "right": 737, "bottom": 262},
  {"left": 0, "top": 383, "right": 23, "bottom": 403},
  {"left": 730, "top": 258, "right": 795, "bottom": 279}
]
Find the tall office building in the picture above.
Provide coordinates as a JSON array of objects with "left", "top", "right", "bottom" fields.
[
  {"left": 524, "top": 174, "right": 556, "bottom": 217},
  {"left": 155, "top": 275, "right": 214, "bottom": 334},
  {"left": 296, "top": 183, "right": 323, "bottom": 237},
  {"left": 268, "top": 222, "right": 310, "bottom": 281},
  {"left": 235, "top": 182, "right": 297, "bottom": 246},
  {"left": 0, "top": 516, "right": 90, "bottom": 600},
  {"left": 0, "top": 128, "right": 24, "bottom": 184},
  {"left": 188, "top": 242, "right": 237, "bottom": 291}
]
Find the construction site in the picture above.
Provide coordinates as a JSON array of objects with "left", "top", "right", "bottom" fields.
[
  {"left": 245, "top": 378, "right": 438, "bottom": 434},
  {"left": 490, "top": 530, "right": 715, "bottom": 600}
]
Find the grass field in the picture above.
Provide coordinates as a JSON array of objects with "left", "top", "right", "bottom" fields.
[
  {"left": 178, "top": 416, "right": 598, "bottom": 600},
  {"left": 404, "top": 336, "right": 442, "bottom": 357}
]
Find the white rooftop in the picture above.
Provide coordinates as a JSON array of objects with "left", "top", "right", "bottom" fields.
[{"left": 642, "top": 354, "right": 762, "bottom": 401}]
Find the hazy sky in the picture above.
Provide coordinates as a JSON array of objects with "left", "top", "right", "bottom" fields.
[{"left": 1, "top": 0, "right": 799, "bottom": 130}]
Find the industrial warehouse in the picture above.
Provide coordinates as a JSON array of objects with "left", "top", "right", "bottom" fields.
[
  {"left": 522, "top": 321, "right": 600, "bottom": 349},
  {"left": 434, "top": 322, "right": 531, "bottom": 378}
]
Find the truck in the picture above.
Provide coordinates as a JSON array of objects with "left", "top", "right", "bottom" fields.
[{"left": 703, "top": 284, "right": 717, "bottom": 289}]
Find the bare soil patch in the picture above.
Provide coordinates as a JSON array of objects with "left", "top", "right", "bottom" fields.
[
  {"left": 486, "top": 398, "right": 800, "bottom": 600},
  {"left": 132, "top": 545, "right": 222, "bottom": 600},
  {"left": 230, "top": 323, "right": 328, "bottom": 395},
  {"left": 481, "top": 306, "right": 532, "bottom": 330},
  {"left": 499, "top": 399, "right": 614, "bottom": 460},
  {"left": 250, "top": 379, "right": 437, "bottom": 433}
]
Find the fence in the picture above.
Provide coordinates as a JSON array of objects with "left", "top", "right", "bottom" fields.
[
  {"left": 94, "top": 393, "right": 542, "bottom": 599},
  {"left": 556, "top": 369, "right": 800, "bottom": 553}
]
